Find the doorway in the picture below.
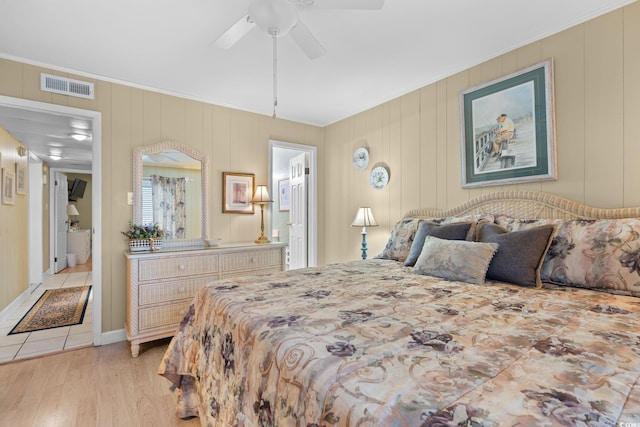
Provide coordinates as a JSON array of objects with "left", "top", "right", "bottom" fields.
[
  {"left": 268, "top": 140, "right": 317, "bottom": 268},
  {"left": 0, "top": 95, "right": 102, "bottom": 348}
]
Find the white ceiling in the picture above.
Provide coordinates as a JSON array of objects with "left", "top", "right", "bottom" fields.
[{"left": 0, "top": 0, "right": 636, "bottom": 169}]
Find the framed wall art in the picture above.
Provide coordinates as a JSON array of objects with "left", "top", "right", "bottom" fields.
[
  {"left": 459, "top": 59, "right": 557, "bottom": 188},
  {"left": 278, "top": 178, "right": 290, "bottom": 211},
  {"left": 2, "top": 167, "right": 16, "bottom": 205},
  {"left": 222, "top": 172, "right": 254, "bottom": 214},
  {"left": 15, "top": 163, "right": 26, "bottom": 195}
]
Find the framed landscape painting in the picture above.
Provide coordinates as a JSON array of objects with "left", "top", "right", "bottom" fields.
[{"left": 459, "top": 59, "right": 557, "bottom": 188}]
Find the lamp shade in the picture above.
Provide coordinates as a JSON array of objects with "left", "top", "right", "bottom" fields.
[
  {"left": 252, "top": 185, "right": 272, "bottom": 204},
  {"left": 67, "top": 204, "right": 80, "bottom": 216},
  {"left": 351, "top": 207, "right": 378, "bottom": 228}
]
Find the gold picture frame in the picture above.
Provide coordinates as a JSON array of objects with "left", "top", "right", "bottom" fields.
[
  {"left": 2, "top": 167, "right": 16, "bottom": 205},
  {"left": 222, "top": 172, "right": 255, "bottom": 214}
]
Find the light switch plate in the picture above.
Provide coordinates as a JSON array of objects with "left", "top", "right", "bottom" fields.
[{"left": 127, "top": 192, "right": 133, "bottom": 205}]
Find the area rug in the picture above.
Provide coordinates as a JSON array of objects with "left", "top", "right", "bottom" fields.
[{"left": 9, "top": 285, "right": 92, "bottom": 335}]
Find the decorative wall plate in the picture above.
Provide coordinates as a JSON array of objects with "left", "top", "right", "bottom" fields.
[
  {"left": 352, "top": 147, "right": 369, "bottom": 170},
  {"left": 369, "top": 166, "right": 389, "bottom": 189}
]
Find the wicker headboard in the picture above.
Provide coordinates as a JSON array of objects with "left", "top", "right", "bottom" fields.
[{"left": 403, "top": 191, "right": 640, "bottom": 220}]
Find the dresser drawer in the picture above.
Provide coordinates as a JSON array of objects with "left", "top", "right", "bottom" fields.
[
  {"left": 221, "top": 248, "right": 281, "bottom": 273},
  {"left": 138, "top": 254, "right": 219, "bottom": 281},
  {"left": 138, "top": 275, "right": 218, "bottom": 305},
  {"left": 138, "top": 300, "right": 192, "bottom": 331}
]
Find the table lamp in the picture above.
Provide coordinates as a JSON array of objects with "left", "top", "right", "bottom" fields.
[
  {"left": 67, "top": 203, "right": 80, "bottom": 231},
  {"left": 252, "top": 185, "right": 272, "bottom": 244},
  {"left": 351, "top": 207, "right": 378, "bottom": 260}
]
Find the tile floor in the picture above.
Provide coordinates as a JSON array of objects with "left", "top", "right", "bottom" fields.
[{"left": 0, "top": 271, "right": 93, "bottom": 363}]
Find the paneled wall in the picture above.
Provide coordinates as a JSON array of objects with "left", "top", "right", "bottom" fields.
[
  {"left": 323, "top": 2, "right": 640, "bottom": 263},
  {"left": 0, "top": 128, "right": 28, "bottom": 310},
  {"left": 1, "top": 2, "right": 639, "bottom": 333},
  {"left": 0, "top": 59, "right": 324, "bottom": 332}
]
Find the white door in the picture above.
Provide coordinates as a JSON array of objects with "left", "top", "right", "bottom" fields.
[
  {"left": 289, "top": 153, "right": 307, "bottom": 269},
  {"left": 54, "top": 172, "right": 68, "bottom": 273}
]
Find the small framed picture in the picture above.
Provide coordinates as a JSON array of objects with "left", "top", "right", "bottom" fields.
[
  {"left": 223, "top": 172, "right": 254, "bottom": 214},
  {"left": 2, "top": 167, "right": 16, "bottom": 205},
  {"left": 278, "top": 178, "right": 290, "bottom": 212},
  {"left": 15, "top": 163, "right": 27, "bottom": 195}
]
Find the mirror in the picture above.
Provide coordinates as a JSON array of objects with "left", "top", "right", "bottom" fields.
[{"left": 133, "top": 141, "right": 209, "bottom": 246}]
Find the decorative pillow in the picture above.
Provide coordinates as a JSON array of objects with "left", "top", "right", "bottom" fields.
[
  {"left": 412, "top": 236, "right": 498, "bottom": 285},
  {"left": 403, "top": 221, "right": 474, "bottom": 267},
  {"left": 376, "top": 218, "right": 421, "bottom": 262},
  {"left": 475, "top": 223, "right": 555, "bottom": 288},
  {"left": 377, "top": 214, "right": 495, "bottom": 262},
  {"left": 494, "top": 216, "right": 640, "bottom": 297}
]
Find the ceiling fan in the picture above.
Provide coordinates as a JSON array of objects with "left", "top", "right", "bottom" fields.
[
  {"left": 212, "top": 0, "right": 385, "bottom": 60},
  {"left": 212, "top": 0, "right": 384, "bottom": 118}
]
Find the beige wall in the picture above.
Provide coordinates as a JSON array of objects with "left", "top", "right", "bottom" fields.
[
  {"left": 0, "top": 59, "right": 324, "bottom": 332},
  {"left": 323, "top": 2, "right": 640, "bottom": 263},
  {"left": 0, "top": 128, "right": 29, "bottom": 309},
  {"left": 1, "top": 2, "right": 639, "bottom": 333}
]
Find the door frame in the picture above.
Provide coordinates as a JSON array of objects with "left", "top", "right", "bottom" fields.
[
  {"left": 0, "top": 95, "right": 102, "bottom": 346},
  {"left": 52, "top": 170, "right": 71, "bottom": 273},
  {"left": 268, "top": 139, "right": 317, "bottom": 267}
]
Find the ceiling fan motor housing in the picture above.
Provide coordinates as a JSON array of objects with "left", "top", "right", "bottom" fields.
[{"left": 249, "top": 0, "right": 299, "bottom": 36}]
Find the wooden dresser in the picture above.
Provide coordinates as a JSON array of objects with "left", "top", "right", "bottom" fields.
[{"left": 125, "top": 242, "right": 286, "bottom": 357}]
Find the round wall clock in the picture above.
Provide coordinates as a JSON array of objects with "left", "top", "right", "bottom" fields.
[
  {"left": 352, "top": 147, "right": 369, "bottom": 170},
  {"left": 369, "top": 166, "right": 389, "bottom": 189}
]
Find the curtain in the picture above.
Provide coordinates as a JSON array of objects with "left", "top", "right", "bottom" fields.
[{"left": 151, "top": 175, "right": 186, "bottom": 239}]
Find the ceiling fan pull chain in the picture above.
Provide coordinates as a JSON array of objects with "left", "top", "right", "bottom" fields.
[{"left": 272, "top": 31, "right": 278, "bottom": 119}]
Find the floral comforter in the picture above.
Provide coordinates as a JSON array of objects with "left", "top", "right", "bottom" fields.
[{"left": 159, "top": 259, "right": 640, "bottom": 426}]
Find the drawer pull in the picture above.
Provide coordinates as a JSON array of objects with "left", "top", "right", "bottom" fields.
[
  {"left": 178, "top": 264, "right": 186, "bottom": 271},
  {"left": 250, "top": 257, "right": 256, "bottom": 263},
  {"left": 178, "top": 286, "right": 186, "bottom": 293}
]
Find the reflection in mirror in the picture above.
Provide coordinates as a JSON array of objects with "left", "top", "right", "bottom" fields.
[{"left": 133, "top": 141, "right": 209, "bottom": 246}]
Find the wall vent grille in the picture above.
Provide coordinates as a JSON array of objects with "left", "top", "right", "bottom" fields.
[{"left": 40, "top": 73, "right": 94, "bottom": 99}]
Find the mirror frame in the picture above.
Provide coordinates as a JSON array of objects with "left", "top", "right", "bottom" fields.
[{"left": 133, "top": 140, "right": 209, "bottom": 246}]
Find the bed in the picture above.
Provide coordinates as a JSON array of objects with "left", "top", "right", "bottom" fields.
[{"left": 159, "top": 191, "right": 640, "bottom": 426}]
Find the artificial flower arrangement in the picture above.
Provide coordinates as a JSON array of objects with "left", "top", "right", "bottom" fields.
[{"left": 122, "top": 222, "right": 165, "bottom": 240}]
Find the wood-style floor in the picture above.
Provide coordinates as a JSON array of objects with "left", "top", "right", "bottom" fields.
[{"left": 0, "top": 339, "right": 200, "bottom": 427}]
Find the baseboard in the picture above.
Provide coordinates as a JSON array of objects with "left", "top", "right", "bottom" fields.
[
  {"left": 0, "top": 282, "right": 42, "bottom": 323},
  {"left": 100, "top": 329, "right": 127, "bottom": 345}
]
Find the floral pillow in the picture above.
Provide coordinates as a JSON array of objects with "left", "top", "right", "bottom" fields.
[
  {"left": 412, "top": 236, "right": 498, "bottom": 285},
  {"left": 377, "top": 214, "right": 494, "bottom": 263},
  {"left": 376, "top": 218, "right": 421, "bottom": 262},
  {"left": 495, "top": 215, "right": 640, "bottom": 296}
]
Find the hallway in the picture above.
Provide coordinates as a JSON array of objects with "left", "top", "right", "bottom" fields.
[{"left": 0, "top": 262, "right": 93, "bottom": 364}]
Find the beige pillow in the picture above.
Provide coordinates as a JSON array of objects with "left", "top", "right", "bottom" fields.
[{"left": 412, "top": 236, "right": 498, "bottom": 285}]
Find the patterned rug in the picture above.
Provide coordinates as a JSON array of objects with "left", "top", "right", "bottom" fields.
[{"left": 9, "top": 285, "right": 92, "bottom": 335}]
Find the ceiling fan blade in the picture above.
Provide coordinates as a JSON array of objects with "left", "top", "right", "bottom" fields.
[
  {"left": 289, "top": 19, "right": 326, "bottom": 60},
  {"left": 212, "top": 14, "right": 256, "bottom": 49},
  {"left": 292, "top": 0, "right": 384, "bottom": 10}
]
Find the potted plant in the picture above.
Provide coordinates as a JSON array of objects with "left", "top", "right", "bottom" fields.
[{"left": 122, "top": 222, "right": 165, "bottom": 251}]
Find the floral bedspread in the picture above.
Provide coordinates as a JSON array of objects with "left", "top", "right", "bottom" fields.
[{"left": 158, "top": 259, "right": 640, "bottom": 426}]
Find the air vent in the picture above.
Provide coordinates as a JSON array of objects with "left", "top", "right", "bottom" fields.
[{"left": 40, "top": 73, "right": 94, "bottom": 99}]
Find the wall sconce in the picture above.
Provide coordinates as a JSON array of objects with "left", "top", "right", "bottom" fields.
[
  {"left": 351, "top": 207, "right": 378, "bottom": 260},
  {"left": 17, "top": 146, "right": 27, "bottom": 157},
  {"left": 252, "top": 185, "right": 273, "bottom": 244}
]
